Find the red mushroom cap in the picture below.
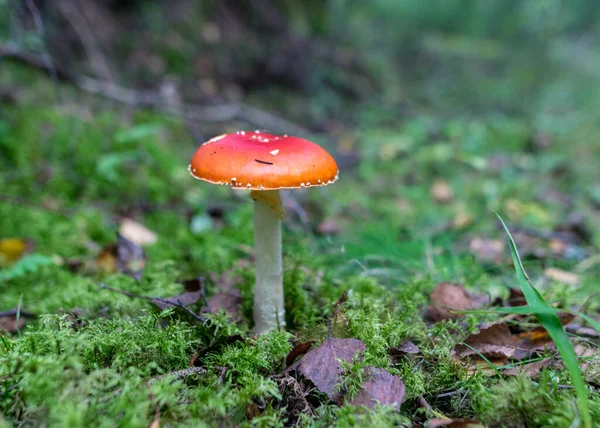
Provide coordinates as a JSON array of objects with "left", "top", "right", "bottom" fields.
[{"left": 189, "top": 131, "right": 339, "bottom": 190}]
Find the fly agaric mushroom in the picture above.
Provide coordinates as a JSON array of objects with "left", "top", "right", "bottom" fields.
[{"left": 189, "top": 131, "right": 338, "bottom": 334}]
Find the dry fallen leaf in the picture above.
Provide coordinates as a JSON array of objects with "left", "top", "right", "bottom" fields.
[
  {"left": 388, "top": 340, "right": 420, "bottom": 360},
  {"left": 517, "top": 312, "right": 575, "bottom": 347},
  {"left": 347, "top": 366, "right": 405, "bottom": 409},
  {"left": 317, "top": 218, "right": 343, "bottom": 235},
  {"left": 208, "top": 260, "right": 248, "bottom": 293},
  {"left": 286, "top": 341, "right": 314, "bottom": 367},
  {"left": 502, "top": 359, "right": 552, "bottom": 378},
  {"left": 452, "top": 323, "right": 516, "bottom": 362},
  {"left": 96, "top": 234, "right": 147, "bottom": 280},
  {"left": 452, "top": 211, "right": 474, "bottom": 230},
  {"left": 0, "top": 238, "right": 28, "bottom": 263},
  {"left": 426, "top": 282, "right": 487, "bottom": 322},
  {"left": 469, "top": 237, "right": 504, "bottom": 264},
  {"left": 0, "top": 308, "right": 35, "bottom": 334},
  {"left": 565, "top": 324, "right": 600, "bottom": 339},
  {"left": 206, "top": 291, "right": 242, "bottom": 321},
  {"left": 331, "top": 292, "right": 349, "bottom": 335},
  {"left": 431, "top": 180, "right": 454, "bottom": 204},
  {"left": 274, "top": 375, "right": 311, "bottom": 425},
  {"left": 507, "top": 288, "right": 526, "bottom": 307},
  {"left": 288, "top": 337, "right": 366, "bottom": 404},
  {"left": 119, "top": 218, "right": 157, "bottom": 246},
  {"left": 544, "top": 267, "right": 580, "bottom": 285},
  {"left": 511, "top": 312, "right": 576, "bottom": 360},
  {"left": 0, "top": 314, "right": 26, "bottom": 334}
]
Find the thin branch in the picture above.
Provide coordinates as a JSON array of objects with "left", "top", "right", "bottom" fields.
[
  {"left": 55, "top": 1, "right": 114, "bottom": 81},
  {"left": 0, "top": 45, "right": 311, "bottom": 135},
  {"left": 0, "top": 308, "right": 36, "bottom": 318},
  {"left": 147, "top": 367, "right": 207, "bottom": 386},
  {"left": 24, "top": 0, "right": 59, "bottom": 82},
  {"left": 97, "top": 283, "right": 207, "bottom": 323}
]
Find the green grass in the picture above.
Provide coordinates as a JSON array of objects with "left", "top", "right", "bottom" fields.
[{"left": 497, "top": 214, "right": 592, "bottom": 428}]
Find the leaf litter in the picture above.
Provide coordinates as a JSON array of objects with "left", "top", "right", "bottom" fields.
[
  {"left": 288, "top": 336, "right": 405, "bottom": 409},
  {"left": 426, "top": 282, "right": 489, "bottom": 322},
  {"left": 287, "top": 337, "right": 366, "bottom": 404}
]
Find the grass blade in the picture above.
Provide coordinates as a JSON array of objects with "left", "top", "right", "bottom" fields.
[{"left": 496, "top": 213, "right": 591, "bottom": 428}]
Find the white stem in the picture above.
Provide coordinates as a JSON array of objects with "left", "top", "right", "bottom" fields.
[{"left": 253, "top": 190, "right": 285, "bottom": 334}]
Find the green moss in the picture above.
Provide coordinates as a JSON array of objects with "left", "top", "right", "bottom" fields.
[{"left": 472, "top": 374, "right": 600, "bottom": 426}]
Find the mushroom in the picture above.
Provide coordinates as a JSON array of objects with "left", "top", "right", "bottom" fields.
[{"left": 189, "top": 131, "right": 339, "bottom": 334}]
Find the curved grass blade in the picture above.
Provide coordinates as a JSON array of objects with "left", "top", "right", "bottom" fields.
[{"left": 496, "top": 213, "right": 591, "bottom": 428}]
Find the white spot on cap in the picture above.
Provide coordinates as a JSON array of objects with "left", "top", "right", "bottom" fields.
[
  {"left": 231, "top": 177, "right": 236, "bottom": 182},
  {"left": 270, "top": 149, "right": 279, "bottom": 156},
  {"left": 247, "top": 183, "right": 251, "bottom": 188},
  {"left": 203, "top": 134, "right": 226, "bottom": 145},
  {"left": 241, "top": 131, "right": 246, "bottom": 135},
  {"left": 300, "top": 183, "right": 305, "bottom": 187}
]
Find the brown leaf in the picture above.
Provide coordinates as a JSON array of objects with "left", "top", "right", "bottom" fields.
[
  {"left": 246, "top": 402, "right": 261, "bottom": 420},
  {"left": 388, "top": 341, "right": 420, "bottom": 360},
  {"left": 0, "top": 315, "right": 26, "bottom": 334},
  {"left": 431, "top": 180, "right": 454, "bottom": 204},
  {"left": 426, "top": 283, "right": 485, "bottom": 322},
  {"left": 208, "top": 260, "right": 248, "bottom": 293},
  {"left": 502, "top": 359, "right": 552, "bottom": 378},
  {"left": 347, "top": 366, "right": 405, "bottom": 409},
  {"left": 425, "top": 418, "right": 484, "bottom": 428},
  {"left": 0, "top": 308, "right": 36, "bottom": 334},
  {"left": 96, "top": 234, "right": 146, "bottom": 280},
  {"left": 151, "top": 290, "right": 203, "bottom": 310},
  {"left": 288, "top": 337, "right": 366, "bottom": 403},
  {"left": 317, "top": 218, "right": 342, "bottom": 235},
  {"left": 331, "top": 292, "right": 349, "bottom": 335},
  {"left": 274, "top": 375, "right": 312, "bottom": 424},
  {"left": 507, "top": 288, "right": 526, "bottom": 307},
  {"left": 544, "top": 268, "right": 580, "bottom": 285},
  {"left": 286, "top": 341, "right": 314, "bottom": 367},
  {"left": 566, "top": 324, "right": 600, "bottom": 339},
  {"left": 452, "top": 323, "right": 516, "bottom": 362},
  {"left": 179, "top": 277, "right": 204, "bottom": 292},
  {"left": 517, "top": 312, "right": 575, "bottom": 348},
  {"left": 206, "top": 291, "right": 242, "bottom": 321},
  {"left": 0, "top": 238, "right": 28, "bottom": 263},
  {"left": 119, "top": 218, "right": 157, "bottom": 246},
  {"left": 469, "top": 237, "right": 504, "bottom": 264}
]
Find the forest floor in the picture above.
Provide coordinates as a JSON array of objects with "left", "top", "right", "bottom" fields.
[{"left": 1, "top": 30, "right": 600, "bottom": 427}]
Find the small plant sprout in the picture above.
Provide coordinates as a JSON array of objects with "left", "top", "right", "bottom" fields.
[{"left": 189, "top": 131, "right": 339, "bottom": 334}]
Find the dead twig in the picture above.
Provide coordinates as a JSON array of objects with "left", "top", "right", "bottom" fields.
[
  {"left": 0, "top": 45, "right": 311, "bottom": 135},
  {"left": 0, "top": 308, "right": 36, "bottom": 318},
  {"left": 147, "top": 367, "right": 207, "bottom": 386},
  {"left": 97, "top": 283, "right": 206, "bottom": 323},
  {"left": 55, "top": 0, "right": 114, "bottom": 82}
]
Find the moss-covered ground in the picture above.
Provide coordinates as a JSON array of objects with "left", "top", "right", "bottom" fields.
[{"left": 1, "top": 23, "right": 600, "bottom": 427}]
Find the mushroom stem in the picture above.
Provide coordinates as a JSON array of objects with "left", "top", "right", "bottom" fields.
[{"left": 252, "top": 189, "right": 285, "bottom": 334}]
